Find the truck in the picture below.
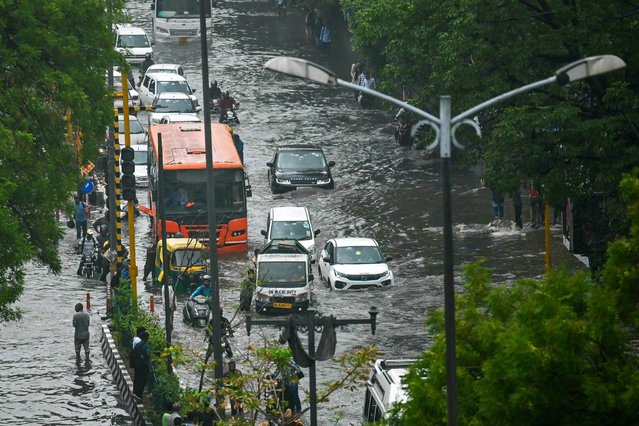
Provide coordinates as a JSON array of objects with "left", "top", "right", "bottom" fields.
[{"left": 254, "top": 240, "right": 314, "bottom": 314}]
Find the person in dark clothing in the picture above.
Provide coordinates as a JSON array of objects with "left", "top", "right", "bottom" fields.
[
  {"left": 282, "top": 361, "right": 303, "bottom": 414},
  {"left": 209, "top": 80, "right": 222, "bottom": 101},
  {"left": 73, "top": 302, "right": 90, "bottom": 362},
  {"left": 143, "top": 245, "right": 156, "bottom": 281},
  {"left": 232, "top": 133, "right": 244, "bottom": 163},
  {"left": 132, "top": 331, "right": 151, "bottom": 399},
  {"left": 512, "top": 189, "right": 523, "bottom": 229},
  {"left": 223, "top": 360, "right": 243, "bottom": 415},
  {"left": 139, "top": 53, "right": 155, "bottom": 78}
]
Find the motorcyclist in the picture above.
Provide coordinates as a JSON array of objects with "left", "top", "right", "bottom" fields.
[
  {"left": 394, "top": 98, "right": 416, "bottom": 145},
  {"left": 190, "top": 282, "right": 212, "bottom": 299},
  {"left": 208, "top": 81, "right": 222, "bottom": 103},
  {"left": 217, "top": 91, "right": 240, "bottom": 123},
  {"left": 77, "top": 229, "right": 98, "bottom": 276},
  {"left": 139, "top": 53, "right": 155, "bottom": 78}
]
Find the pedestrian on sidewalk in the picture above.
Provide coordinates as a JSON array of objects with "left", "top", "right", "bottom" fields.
[
  {"left": 132, "top": 330, "right": 151, "bottom": 399},
  {"left": 72, "top": 302, "right": 90, "bottom": 363}
]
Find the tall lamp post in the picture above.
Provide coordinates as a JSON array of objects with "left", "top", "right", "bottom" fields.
[{"left": 264, "top": 55, "right": 625, "bottom": 426}]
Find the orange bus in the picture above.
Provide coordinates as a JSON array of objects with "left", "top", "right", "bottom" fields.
[{"left": 144, "top": 122, "right": 250, "bottom": 253}]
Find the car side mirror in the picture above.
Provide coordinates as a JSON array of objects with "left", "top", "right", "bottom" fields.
[
  {"left": 192, "top": 88, "right": 196, "bottom": 93},
  {"left": 195, "top": 105, "right": 202, "bottom": 112},
  {"left": 322, "top": 255, "right": 331, "bottom": 263},
  {"left": 260, "top": 230, "right": 267, "bottom": 237},
  {"left": 314, "top": 229, "right": 320, "bottom": 236},
  {"left": 266, "top": 162, "right": 273, "bottom": 167},
  {"left": 311, "top": 259, "right": 316, "bottom": 264},
  {"left": 150, "top": 3, "right": 155, "bottom": 10},
  {"left": 246, "top": 186, "right": 252, "bottom": 198},
  {"left": 309, "top": 274, "right": 314, "bottom": 282},
  {"left": 385, "top": 256, "right": 393, "bottom": 262},
  {"left": 328, "top": 161, "right": 335, "bottom": 167}
]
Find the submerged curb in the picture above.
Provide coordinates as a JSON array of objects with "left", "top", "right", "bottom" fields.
[{"left": 101, "top": 324, "right": 149, "bottom": 426}]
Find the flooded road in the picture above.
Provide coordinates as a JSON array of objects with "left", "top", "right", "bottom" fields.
[{"left": 0, "top": 0, "right": 585, "bottom": 424}]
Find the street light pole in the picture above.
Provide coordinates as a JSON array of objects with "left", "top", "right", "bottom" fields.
[{"left": 264, "top": 55, "right": 625, "bottom": 426}]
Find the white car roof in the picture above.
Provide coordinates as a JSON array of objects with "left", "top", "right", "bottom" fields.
[
  {"left": 155, "top": 91, "right": 191, "bottom": 100},
  {"left": 116, "top": 25, "right": 147, "bottom": 35},
  {"left": 160, "top": 114, "right": 201, "bottom": 123},
  {"left": 146, "top": 64, "right": 181, "bottom": 73},
  {"left": 332, "top": 237, "right": 378, "bottom": 247},
  {"left": 146, "top": 72, "right": 188, "bottom": 82},
  {"left": 118, "top": 114, "right": 140, "bottom": 121},
  {"left": 270, "top": 207, "right": 310, "bottom": 222}
]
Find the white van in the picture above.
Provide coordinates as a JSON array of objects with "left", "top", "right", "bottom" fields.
[
  {"left": 363, "top": 359, "right": 416, "bottom": 424},
  {"left": 138, "top": 72, "right": 197, "bottom": 106},
  {"left": 114, "top": 25, "right": 153, "bottom": 64},
  {"left": 260, "top": 207, "right": 319, "bottom": 255}
]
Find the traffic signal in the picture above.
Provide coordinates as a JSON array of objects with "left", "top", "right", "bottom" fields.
[{"left": 120, "top": 146, "right": 136, "bottom": 201}]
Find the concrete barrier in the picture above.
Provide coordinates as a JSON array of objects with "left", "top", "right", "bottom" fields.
[{"left": 101, "top": 324, "right": 149, "bottom": 426}]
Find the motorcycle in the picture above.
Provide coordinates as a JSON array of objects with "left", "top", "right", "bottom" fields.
[
  {"left": 79, "top": 248, "right": 99, "bottom": 279},
  {"left": 218, "top": 105, "right": 240, "bottom": 125},
  {"left": 183, "top": 295, "right": 210, "bottom": 327},
  {"left": 205, "top": 313, "right": 234, "bottom": 358},
  {"left": 394, "top": 117, "right": 414, "bottom": 146}
]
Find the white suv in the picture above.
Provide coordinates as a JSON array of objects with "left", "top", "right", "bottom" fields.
[
  {"left": 114, "top": 25, "right": 153, "bottom": 64},
  {"left": 149, "top": 92, "right": 200, "bottom": 124},
  {"left": 261, "top": 207, "right": 320, "bottom": 255},
  {"left": 317, "top": 237, "right": 394, "bottom": 290},
  {"left": 138, "top": 72, "right": 197, "bottom": 106}
]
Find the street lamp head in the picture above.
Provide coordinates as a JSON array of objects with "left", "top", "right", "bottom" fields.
[
  {"left": 555, "top": 55, "right": 626, "bottom": 85},
  {"left": 264, "top": 56, "right": 338, "bottom": 87}
]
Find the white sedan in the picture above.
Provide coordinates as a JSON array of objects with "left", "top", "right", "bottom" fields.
[{"left": 317, "top": 237, "right": 394, "bottom": 290}]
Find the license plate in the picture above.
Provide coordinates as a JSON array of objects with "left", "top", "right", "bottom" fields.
[{"left": 273, "top": 302, "right": 292, "bottom": 309}]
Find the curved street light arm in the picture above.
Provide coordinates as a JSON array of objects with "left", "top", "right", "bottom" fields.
[{"left": 452, "top": 76, "right": 557, "bottom": 124}]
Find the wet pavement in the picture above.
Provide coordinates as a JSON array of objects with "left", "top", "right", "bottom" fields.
[{"left": 0, "top": 0, "right": 586, "bottom": 424}]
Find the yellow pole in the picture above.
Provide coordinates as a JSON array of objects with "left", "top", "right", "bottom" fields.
[
  {"left": 544, "top": 203, "right": 551, "bottom": 273},
  {"left": 122, "top": 70, "right": 138, "bottom": 304}
]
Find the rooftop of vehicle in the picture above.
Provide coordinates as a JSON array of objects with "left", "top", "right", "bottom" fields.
[
  {"left": 278, "top": 145, "right": 323, "bottom": 151},
  {"left": 270, "top": 206, "right": 310, "bottom": 222},
  {"left": 146, "top": 72, "right": 188, "bottom": 82},
  {"left": 333, "top": 237, "right": 379, "bottom": 247},
  {"left": 258, "top": 253, "right": 309, "bottom": 262},
  {"left": 115, "top": 25, "right": 148, "bottom": 35}
]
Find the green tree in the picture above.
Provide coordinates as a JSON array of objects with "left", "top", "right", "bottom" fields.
[
  {"left": 0, "top": 0, "right": 122, "bottom": 321},
  {"left": 395, "top": 262, "right": 639, "bottom": 425},
  {"left": 342, "top": 0, "right": 639, "bottom": 271}
]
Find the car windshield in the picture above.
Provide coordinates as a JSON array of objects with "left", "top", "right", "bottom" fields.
[
  {"left": 154, "top": 98, "right": 195, "bottom": 113},
  {"left": 134, "top": 150, "right": 147, "bottom": 165},
  {"left": 276, "top": 150, "right": 327, "bottom": 170},
  {"left": 258, "top": 261, "right": 307, "bottom": 287},
  {"left": 172, "top": 248, "right": 206, "bottom": 268},
  {"left": 270, "top": 221, "right": 312, "bottom": 241},
  {"left": 157, "top": 80, "right": 191, "bottom": 95},
  {"left": 335, "top": 246, "right": 383, "bottom": 264},
  {"left": 119, "top": 120, "right": 145, "bottom": 134},
  {"left": 118, "top": 34, "right": 150, "bottom": 48}
]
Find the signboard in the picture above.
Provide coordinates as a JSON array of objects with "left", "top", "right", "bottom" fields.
[{"left": 81, "top": 161, "right": 95, "bottom": 175}]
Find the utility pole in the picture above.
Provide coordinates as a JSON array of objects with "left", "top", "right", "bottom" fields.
[{"left": 246, "top": 307, "right": 379, "bottom": 426}]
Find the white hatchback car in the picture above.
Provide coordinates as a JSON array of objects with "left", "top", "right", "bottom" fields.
[
  {"left": 114, "top": 25, "right": 153, "bottom": 64},
  {"left": 261, "top": 207, "right": 320, "bottom": 255},
  {"left": 317, "top": 238, "right": 394, "bottom": 290},
  {"left": 132, "top": 144, "right": 148, "bottom": 187},
  {"left": 118, "top": 115, "right": 147, "bottom": 145},
  {"left": 138, "top": 72, "right": 197, "bottom": 106},
  {"left": 149, "top": 92, "right": 200, "bottom": 124}
]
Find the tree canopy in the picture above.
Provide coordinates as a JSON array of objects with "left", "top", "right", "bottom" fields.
[
  {"left": 0, "top": 0, "right": 122, "bottom": 321},
  {"left": 342, "top": 0, "right": 639, "bottom": 271}
]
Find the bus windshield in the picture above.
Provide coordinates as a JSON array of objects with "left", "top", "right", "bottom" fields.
[
  {"left": 156, "top": 0, "right": 211, "bottom": 18},
  {"left": 164, "top": 169, "right": 245, "bottom": 215}
]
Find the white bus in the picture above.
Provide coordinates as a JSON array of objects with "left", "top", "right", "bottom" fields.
[
  {"left": 363, "top": 359, "right": 416, "bottom": 424},
  {"left": 151, "top": 0, "right": 211, "bottom": 41}
]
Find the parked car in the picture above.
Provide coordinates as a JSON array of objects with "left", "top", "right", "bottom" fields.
[
  {"left": 113, "top": 69, "right": 140, "bottom": 105},
  {"left": 317, "top": 237, "right": 394, "bottom": 290},
  {"left": 114, "top": 25, "right": 153, "bottom": 64},
  {"left": 138, "top": 72, "right": 197, "bottom": 106},
  {"left": 132, "top": 144, "right": 149, "bottom": 187},
  {"left": 267, "top": 145, "right": 335, "bottom": 193},
  {"left": 117, "top": 115, "right": 147, "bottom": 145},
  {"left": 149, "top": 92, "right": 200, "bottom": 124},
  {"left": 261, "top": 206, "right": 319, "bottom": 255}
]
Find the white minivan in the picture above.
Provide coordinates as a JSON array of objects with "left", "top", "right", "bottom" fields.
[
  {"left": 260, "top": 207, "right": 320, "bottom": 255},
  {"left": 114, "top": 25, "right": 153, "bottom": 64},
  {"left": 138, "top": 72, "right": 197, "bottom": 106}
]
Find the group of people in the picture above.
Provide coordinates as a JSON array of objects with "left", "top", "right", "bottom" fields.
[
  {"left": 305, "top": 9, "right": 331, "bottom": 53},
  {"left": 491, "top": 182, "right": 551, "bottom": 229},
  {"left": 350, "top": 62, "right": 376, "bottom": 108},
  {"left": 207, "top": 81, "right": 240, "bottom": 124}
]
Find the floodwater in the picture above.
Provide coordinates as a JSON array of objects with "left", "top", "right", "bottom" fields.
[{"left": 0, "top": 0, "right": 585, "bottom": 425}]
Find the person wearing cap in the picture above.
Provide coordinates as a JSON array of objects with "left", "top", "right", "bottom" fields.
[{"left": 77, "top": 229, "right": 98, "bottom": 276}]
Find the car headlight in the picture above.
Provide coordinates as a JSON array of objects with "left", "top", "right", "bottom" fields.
[
  {"left": 335, "top": 270, "right": 347, "bottom": 278},
  {"left": 156, "top": 26, "right": 169, "bottom": 34},
  {"left": 276, "top": 178, "right": 291, "bottom": 184},
  {"left": 381, "top": 269, "right": 390, "bottom": 277},
  {"left": 295, "top": 293, "right": 308, "bottom": 302},
  {"left": 256, "top": 293, "right": 271, "bottom": 303},
  {"left": 317, "top": 178, "right": 331, "bottom": 185}
]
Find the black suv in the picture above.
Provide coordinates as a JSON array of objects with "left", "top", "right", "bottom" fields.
[{"left": 267, "top": 145, "right": 335, "bottom": 193}]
